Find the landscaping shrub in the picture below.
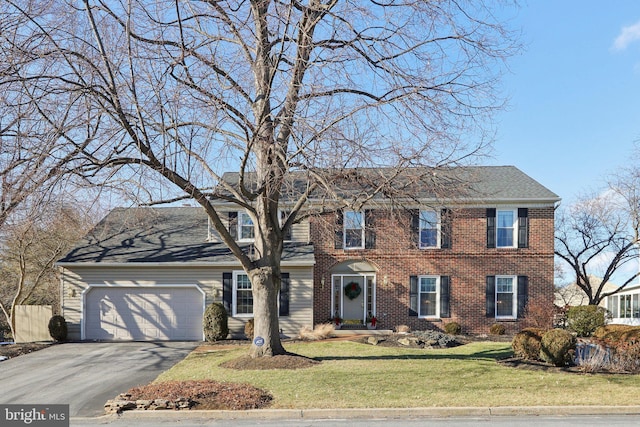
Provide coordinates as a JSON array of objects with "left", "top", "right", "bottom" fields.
[
  {"left": 511, "top": 328, "right": 546, "bottom": 360},
  {"left": 489, "top": 323, "right": 506, "bottom": 335},
  {"left": 592, "top": 324, "right": 639, "bottom": 340},
  {"left": 203, "top": 302, "right": 229, "bottom": 342},
  {"left": 609, "top": 339, "right": 640, "bottom": 373},
  {"left": 444, "top": 322, "right": 461, "bottom": 335},
  {"left": 298, "top": 323, "right": 335, "bottom": 341},
  {"left": 244, "top": 319, "right": 254, "bottom": 340},
  {"left": 48, "top": 315, "right": 68, "bottom": 342},
  {"left": 539, "top": 328, "right": 576, "bottom": 367},
  {"left": 566, "top": 305, "right": 607, "bottom": 337}
]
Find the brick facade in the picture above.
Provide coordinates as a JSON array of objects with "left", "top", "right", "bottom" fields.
[{"left": 311, "top": 206, "right": 555, "bottom": 334}]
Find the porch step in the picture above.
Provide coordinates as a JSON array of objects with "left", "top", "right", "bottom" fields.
[{"left": 332, "top": 329, "right": 393, "bottom": 336}]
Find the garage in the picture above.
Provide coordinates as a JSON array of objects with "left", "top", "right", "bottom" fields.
[{"left": 84, "top": 286, "right": 204, "bottom": 341}]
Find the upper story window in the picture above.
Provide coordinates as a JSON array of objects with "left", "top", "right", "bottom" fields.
[
  {"left": 487, "top": 208, "right": 528, "bottom": 249},
  {"left": 344, "top": 210, "right": 364, "bottom": 249},
  {"left": 238, "top": 212, "right": 255, "bottom": 241},
  {"left": 419, "top": 210, "right": 439, "bottom": 248}
]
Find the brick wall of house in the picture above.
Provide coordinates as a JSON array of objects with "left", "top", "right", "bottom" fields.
[{"left": 310, "top": 206, "right": 555, "bottom": 335}]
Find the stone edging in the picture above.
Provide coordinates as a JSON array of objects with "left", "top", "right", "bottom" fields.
[{"left": 104, "top": 393, "right": 192, "bottom": 414}]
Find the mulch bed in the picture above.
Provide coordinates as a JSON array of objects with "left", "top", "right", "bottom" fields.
[
  {"left": 125, "top": 380, "right": 272, "bottom": 410},
  {"left": 0, "top": 343, "right": 52, "bottom": 359},
  {"left": 220, "top": 353, "right": 320, "bottom": 370}
]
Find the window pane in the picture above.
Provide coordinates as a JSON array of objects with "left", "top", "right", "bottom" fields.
[
  {"left": 420, "top": 277, "right": 437, "bottom": 293},
  {"left": 496, "top": 229, "right": 513, "bottom": 247},
  {"left": 420, "top": 292, "right": 437, "bottom": 316},
  {"left": 609, "top": 296, "right": 619, "bottom": 318},
  {"left": 344, "top": 211, "right": 363, "bottom": 229},
  {"left": 633, "top": 295, "right": 639, "bottom": 318},
  {"left": 345, "top": 229, "right": 363, "bottom": 248},
  {"left": 420, "top": 229, "right": 437, "bottom": 247},
  {"left": 496, "top": 293, "right": 513, "bottom": 316},
  {"left": 497, "top": 211, "right": 514, "bottom": 227}
]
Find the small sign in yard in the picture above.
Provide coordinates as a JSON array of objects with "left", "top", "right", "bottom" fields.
[{"left": 254, "top": 336, "right": 265, "bottom": 347}]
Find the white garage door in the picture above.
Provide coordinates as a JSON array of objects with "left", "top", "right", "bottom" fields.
[{"left": 84, "top": 286, "right": 204, "bottom": 341}]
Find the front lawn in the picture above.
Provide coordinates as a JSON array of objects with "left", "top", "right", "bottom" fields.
[{"left": 155, "top": 340, "right": 640, "bottom": 408}]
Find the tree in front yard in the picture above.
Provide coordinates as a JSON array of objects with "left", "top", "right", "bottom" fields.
[{"left": 1, "top": 0, "right": 519, "bottom": 357}]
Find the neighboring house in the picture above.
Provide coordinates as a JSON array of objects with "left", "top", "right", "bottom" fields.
[
  {"left": 58, "top": 166, "right": 559, "bottom": 341},
  {"left": 604, "top": 284, "right": 640, "bottom": 326},
  {"left": 554, "top": 277, "right": 618, "bottom": 308}
]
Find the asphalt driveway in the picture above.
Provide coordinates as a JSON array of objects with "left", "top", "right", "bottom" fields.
[{"left": 0, "top": 341, "right": 197, "bottom": 417}]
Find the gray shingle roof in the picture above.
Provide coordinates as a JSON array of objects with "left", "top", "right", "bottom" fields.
[
  {"left": 219, "top": 165, "right": 559, "bottom": 203},
  {"left": 58, "top": 207, "right": 314, "bottom": 265}
]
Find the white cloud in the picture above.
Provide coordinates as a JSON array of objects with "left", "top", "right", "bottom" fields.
[{"left": 612, "top": 20, "right": 640, "bottom": 51}]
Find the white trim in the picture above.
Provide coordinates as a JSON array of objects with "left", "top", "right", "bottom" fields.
[
  {"left": 81, "top": 284, "right": 206, "bottom": 341},
  {"left": 331, "top": 273, "right": 376, "bottom": 321}
]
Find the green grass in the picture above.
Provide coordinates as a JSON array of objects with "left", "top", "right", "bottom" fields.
[{"left": 156, "top": 341, "right": 640, "bottom": 408}]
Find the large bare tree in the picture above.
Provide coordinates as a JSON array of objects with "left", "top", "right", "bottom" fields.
[
  {"left": 555, "top": 167, "right": 640, "bottom": 306},
  {"left": 1, "top": 0, "right": 518, "bottom": 356}
]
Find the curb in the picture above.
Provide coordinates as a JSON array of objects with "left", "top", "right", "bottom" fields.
[{"left": 104, "top": 406, "right": 640, "bottom": 421}]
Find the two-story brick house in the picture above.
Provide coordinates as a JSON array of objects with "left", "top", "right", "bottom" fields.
[{"left": 58, "top": 165, "right": 559, "bottom": 340}]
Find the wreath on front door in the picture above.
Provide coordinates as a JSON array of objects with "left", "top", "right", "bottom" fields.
[{"left": 344, "top": 281, "right": 362, "bottom": 300}]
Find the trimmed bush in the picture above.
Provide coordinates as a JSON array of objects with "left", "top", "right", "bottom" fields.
[
  {"left": 593, "top": 324, "right": 639, "bottom": 341},
  {"left": 48, "top": 315, "right": 68, "bottom": 342},
  {"left": 566, "top": 305, "right": 607, "bottom": 337},
  {"left": 512, "top": 328, "right": 546, "bottom": 360},
  {"left": 489, "top": 323, "right": 506, "bottom": 335},
  {"left": 244, "top": 318, "right": 254, "bottom": 340},
  {"left": 539, "top": 328, "right": 576, "bottom": 367},
  {"left": 444, "top": 322, "right": 461, "bottom": 335},
  {"left": 203, "top": 302, "right": 229, "bottom": 342}
]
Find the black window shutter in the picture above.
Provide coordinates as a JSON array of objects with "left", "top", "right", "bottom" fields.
[
  {"left": 409, "top": 275, "right": 418, "bottom": 316},
  {"left": 486, "top": 275, "right": 496, "bottom": 317},
  {"left": 334, "top": 209, "right": 343, "bottom": 249},
  {"left": 410, "top": 209, "right": 420, "bottom": 248},
  {"left": 365, "top": 209, "right": 376, "bottom": 249},
  {"left": 222, "top": 272, "right": 233, "bottom": 314},
  {"left": 228, "top": 212, "right": 238, "bottom": 240},
  {"left": 486, "top": 208, "right": 496, "bottom": 248},
  {"left": 441, "top": 208, "right": 452, "bottom": 249},
  {"left": 518, "top": 208, "right": 529, "bottom": 248},
  {"left": 281, "top": 211, "right": 292, "bottom": 241},
  {"left": 517, "top": 275, "right": 528, "bottom": 318},
  {"left": 440, "top": 276, "right": 451, "bottom": 318},
  {"left": 279, "top": 272, "right": 290, "bottom": 316}
]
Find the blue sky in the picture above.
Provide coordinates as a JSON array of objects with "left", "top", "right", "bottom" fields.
[{"left": 491, "top": 1, "right": 640, "bottom": 205}]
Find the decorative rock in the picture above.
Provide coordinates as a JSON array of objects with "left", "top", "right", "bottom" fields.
[
  {"left": 367, "top": 336, "right": 381, "bottom": 345},
  {"left": 397, "top": 337, "right": 412, "bottom": 346}
]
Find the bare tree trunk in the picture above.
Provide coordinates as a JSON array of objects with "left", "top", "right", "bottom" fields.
[{"left": 248, "top": 266, "right": 285, "bottom": 357}]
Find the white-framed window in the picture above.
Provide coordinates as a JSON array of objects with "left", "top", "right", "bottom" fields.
[
  {"left": 233, "top": 271, "right": 253, "bottom": 316},
  {"left": 495, "top": 275, "right": 517, "bottom": 319},
  {"left": 608, "top": 294, "right": 640, "bottom": 319},
  {"left": 419, "top": 275, "right": 440, "bottom": 318},
  {"left": 238, "top": 212, "right": 255, "bottom": 241},
  {"left": 496, "top": 209, "right": 517, "bottom": 248},
  {"left": 344, "top": 210, "right": 364, "bottom": 249},
  {"left": 419, "top": 210, "right": 440, "bottom": 249}
]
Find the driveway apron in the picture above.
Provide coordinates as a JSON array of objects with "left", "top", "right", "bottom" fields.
[{"left": 0, "top": 342, "right": 197, "bottom": 417}]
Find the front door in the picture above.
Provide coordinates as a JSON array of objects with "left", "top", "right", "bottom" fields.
[{"left": 332, "top": 274, "right": 376, "bottom": 322}]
